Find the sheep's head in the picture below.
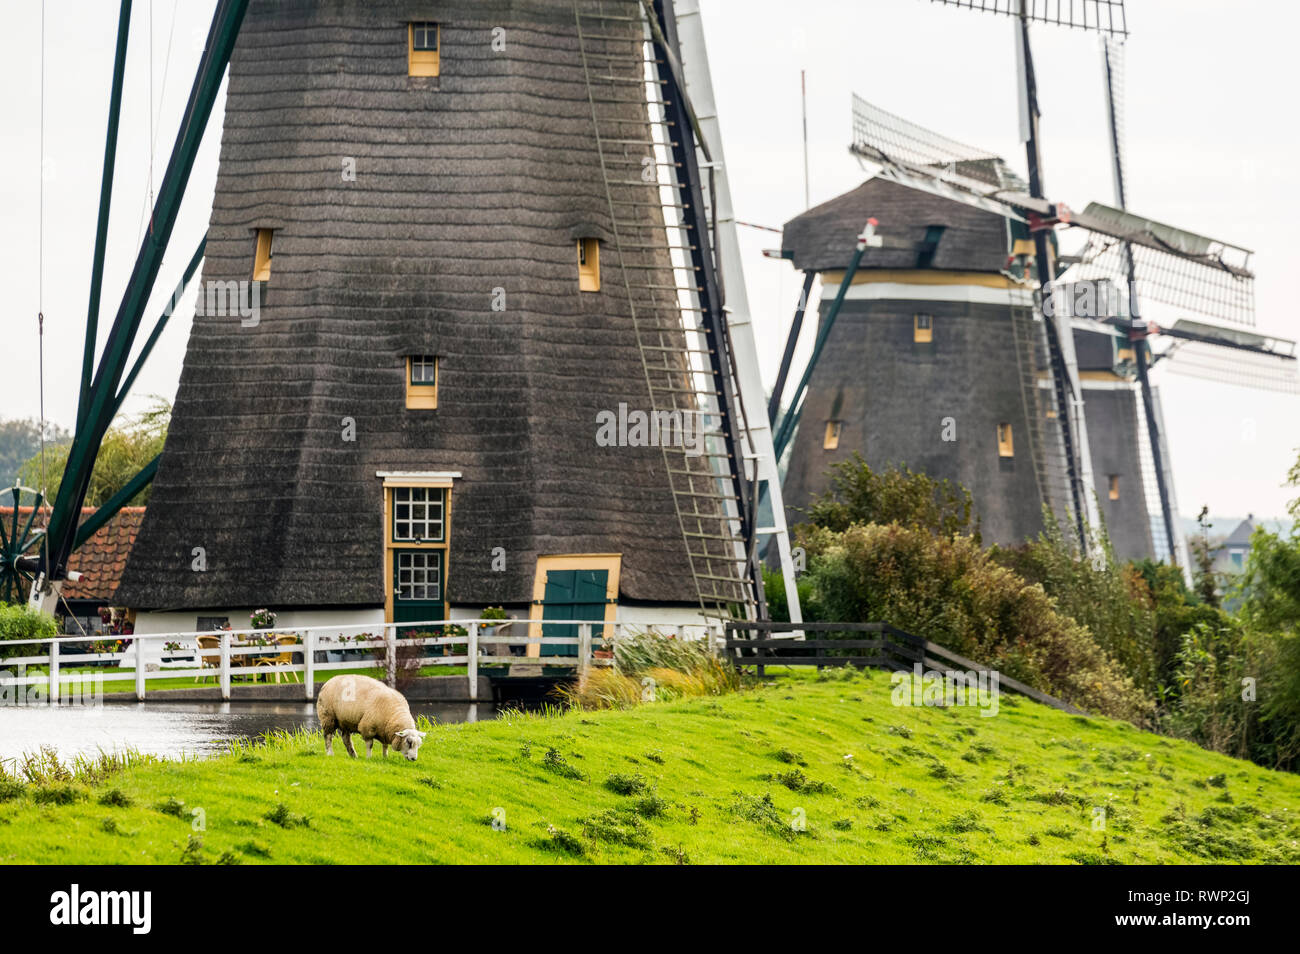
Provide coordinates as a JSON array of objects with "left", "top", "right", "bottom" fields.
[{"left": 393, "top": 729, "right": 427, "bottom": 761}]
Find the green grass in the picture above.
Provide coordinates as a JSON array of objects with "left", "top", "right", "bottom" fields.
[{"left": 1, "top": 667, "right": 1298, "bottom": 864}]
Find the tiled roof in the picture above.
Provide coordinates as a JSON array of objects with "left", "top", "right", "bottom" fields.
[{"left": 0, "top": 507, "right": 145, "bottom": 603}]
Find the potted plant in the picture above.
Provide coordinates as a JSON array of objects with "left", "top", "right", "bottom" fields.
[
  {"left": 479, "top": 606, "right": 511, "bottom": 657},
  {"left": 442, "top": 623, "right": 469, "bottom": 657},
  {"left": 250, "top": 608, "right": 277, "bottom": 630},
  {"left": 161, "top": 640, "right": 186, "bottom": 665}
]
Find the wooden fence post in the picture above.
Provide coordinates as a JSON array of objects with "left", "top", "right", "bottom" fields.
[
  {"left": 48, "top": 640, "right": 59, "bottom": 706},
  {"left": 304, "top": 629, "right": 315, "bottom": 701},
  {"left": 220, "top": 632, "right": 231, "bottom": 700},
  {"left": 386, "top": 627, "right": 396, "bottom": 688},
  {"left": 468, "top": 622, "right": 479, "bottom": 701},
  {"left": 135, "top": 635, "right": 145, "bottom": 701},
  {"left": 578, "top": 622, "right": 592, "bottom": 684}
]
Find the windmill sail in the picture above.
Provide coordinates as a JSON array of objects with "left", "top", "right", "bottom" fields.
[{"left": 926, "top": 0, "right": 1128, "bottom": 35}]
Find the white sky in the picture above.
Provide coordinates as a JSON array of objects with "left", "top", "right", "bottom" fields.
[{"left": 2, "top": 0, "right": 1297, "bottom": 519}]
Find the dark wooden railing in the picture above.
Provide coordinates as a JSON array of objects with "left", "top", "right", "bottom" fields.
[{"left": 724, "top": 620, "right": 1083, "bottom": 714}]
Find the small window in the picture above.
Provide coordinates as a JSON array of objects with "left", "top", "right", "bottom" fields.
[
  {"left": 997, "top": 422, "right": 1014, "bottom": 458},
  {"left": 253, "top": 228, "right": 274, "bottom": 281},
  {"left": 405, "top": 355, "right": 438, "bottom": 409},
  {"left": 409, "top": 22, "right": 440, "bottom": 76},
  {"left": 392, "top": 486, "right": 446, "bottom": 542},
  {"left": 578, "top": 238, "right": 600, "bottom": 292},
  {"left": 1108, "top": 475, "right": 1120, "bottom": 500},
  {"left": 914, "top": 313, "right": 933, "bottom": 343},
  {"left": 823, "top": 420, "right": 842, "bottom": 450}
]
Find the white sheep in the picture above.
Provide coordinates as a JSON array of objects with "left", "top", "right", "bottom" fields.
[{"left": 317, "top": 674, "right": 427, "bottom": 761}]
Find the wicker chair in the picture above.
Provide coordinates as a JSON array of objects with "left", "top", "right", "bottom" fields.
[
  {"left": 195, "top": 635, "right": 222, "bottom": 684},
  {"left": 254, "top": 634, "right": 301, "bottom": 684}
]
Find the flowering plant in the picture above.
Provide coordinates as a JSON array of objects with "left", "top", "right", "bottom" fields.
[{"left": 250, "top": 608, "right": 277, "bottom": 629}]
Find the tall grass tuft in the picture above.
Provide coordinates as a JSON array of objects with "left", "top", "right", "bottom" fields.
[
  {"left": 557, "top": 629, "right": 740, "bottom": 710},
  {"left": 0, "top": 745, "right": 162, "bottom": 790}
]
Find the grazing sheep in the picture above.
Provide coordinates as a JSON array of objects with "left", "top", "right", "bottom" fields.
[{"left": 317, "top": 674, "right": 427, "bottom": 761}]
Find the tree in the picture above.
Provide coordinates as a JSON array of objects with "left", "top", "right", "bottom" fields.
[
  {"left": 17, "top": 398, "right": 170, "bottom": 508},
  {"left": 0, "top": 418, "right": 69, "bottom": 488},
  {"left": 1189, "top": 506, "right": 1220, "bottom": 609}
]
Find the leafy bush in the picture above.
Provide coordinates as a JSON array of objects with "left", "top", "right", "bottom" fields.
[
  {"left": 798, "top": 454, "right": 977, "bottom": 542},
  {"left": 0, "top": 605, "right": 58, "bottom": 660},
  {"left": 993, "top": 515, "right": 1159, "bottom": 691},
  {"left": 799, "top": 522, "right": 1151, "bottom": 722}
]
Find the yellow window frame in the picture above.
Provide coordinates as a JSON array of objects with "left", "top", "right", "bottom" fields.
[
  {"left": 405, "top": 356, "right": 438, "bottom": 409},
  {"left": 527, "top": 554, "right": 621, "bottom": 658},
  {"left": 382, "top": 481, "right": 453, "bottom": 625},
  {"left": 997, "top": 422, "right": 1014, "bottom": 458},
  {"left": 409, "top": 22, "right": 440, "bottom": 76},
  {"left": 823, "top": 420, "right": 842, "bottom": 450},
  {"left": 253, "top": 228, "right": 274, "bottom": 281},
  {"left": 578, "top": 238, "right": 600, "bottom": 292},
  {"left": 913, "top": 313, "right": 933, "bottom": 343}
]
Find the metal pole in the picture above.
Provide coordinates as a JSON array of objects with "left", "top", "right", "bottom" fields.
[
  {"left": 1016, "top": 13, "right": 1092, "bottom": 552},
  {"left": 768, "top": 270, "right": 817, "bottom": 426},
  {"left": 78, "top": 0, "right": 133, "bottom": 434},
  {"left": 1101, "top": 39, "right": 1178, "bottom": 564},
  {"left": 773, "top": 223, "right": 878, "bottom": 459},
  {"left": 801, "top": 69, "right": 810, "bottom": 210},
  {"left": 41, "top": 0, "right": 250, "bottom": 592}
]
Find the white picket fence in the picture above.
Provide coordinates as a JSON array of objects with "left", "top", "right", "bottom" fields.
[{"left": 0, "top": 618, "right": 723, "bottom": 704}]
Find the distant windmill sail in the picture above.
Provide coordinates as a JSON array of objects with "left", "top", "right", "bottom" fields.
[{"left": 926, "top": 0, "right": 1128, "bottom": 36}]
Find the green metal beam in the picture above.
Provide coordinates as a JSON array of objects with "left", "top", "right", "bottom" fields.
[
  {"left": 772, "top": 232, "right": 873, "bottom": 459},
  {"left": 42, "top": 0, "right": 248, "bottom": 586},
  {"left": 111, "top": 236, "right": 206, "bottom": 419},
  {"left": 78, "top": 0, "right": 133, "bottom": 434},
  {"left": 73, "top": 454, "right": 160, "bottom": 550}
]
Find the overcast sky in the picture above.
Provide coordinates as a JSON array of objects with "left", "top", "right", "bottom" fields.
[{"left": 3, "top": 0, "right": 1297, "bottom": 521}]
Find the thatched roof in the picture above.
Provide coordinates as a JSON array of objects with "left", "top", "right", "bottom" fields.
[
  {"left": 781, "top": 177, "right": 1011, "bottom": 274},
  {"left": 118, "top": 0, "right": 699, "bottom": 611}
]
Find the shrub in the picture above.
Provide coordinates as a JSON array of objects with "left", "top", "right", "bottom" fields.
[
  {"left": 798, "top": 454, "right": 978, "bottom": 542},
  {"left": 992, "top": 515, "right": 1158, "bottom": 691},
  {"left": 0, "top": 605, "right": 58, "bottom": 661},
  {"left": 799, "top": 522, "right": 1151, "bottom": 723}
]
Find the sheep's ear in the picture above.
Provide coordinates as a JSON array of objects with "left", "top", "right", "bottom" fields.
[{"left": 416, "top": 730, "right": 427, "bottom": 740}]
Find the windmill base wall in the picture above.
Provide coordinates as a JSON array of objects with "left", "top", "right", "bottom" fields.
[
  {"left": 1080, "top": 382, "right": 1155, "bottom": 562},
  {"left": 782, "top": 296, "right": 1050, "bottom": 547}
]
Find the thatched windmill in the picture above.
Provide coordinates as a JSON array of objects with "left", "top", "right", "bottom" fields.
[
  {"left": 21, "top": 1, "right": 801, "bottom": 636},
  {"left": 768, "top": 1, "right": 1295, "bottom": 564}
]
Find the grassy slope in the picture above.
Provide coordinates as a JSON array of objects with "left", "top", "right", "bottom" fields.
[{"left": 1, "top": 668, "right": 1298, "bottom": 864}]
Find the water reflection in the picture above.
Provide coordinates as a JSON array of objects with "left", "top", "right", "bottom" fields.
[{"left": 0, "top": 700, "right": 495, "bottom": 764}]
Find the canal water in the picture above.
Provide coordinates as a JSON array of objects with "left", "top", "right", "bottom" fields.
[{"left": 0, "top": 700, "right": 497, "bottom": 765}]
